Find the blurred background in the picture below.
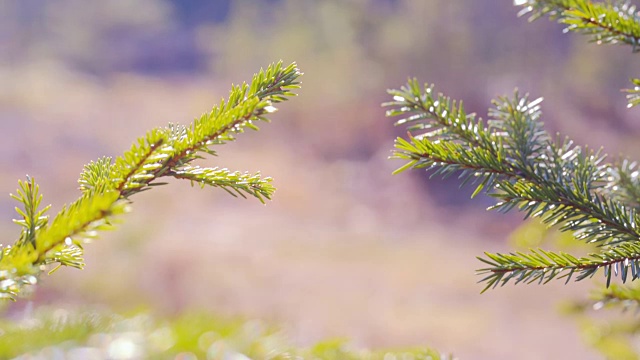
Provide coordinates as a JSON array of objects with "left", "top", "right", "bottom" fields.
[{"left": 2, "top": 0, "right": 640, "bottom": 358}]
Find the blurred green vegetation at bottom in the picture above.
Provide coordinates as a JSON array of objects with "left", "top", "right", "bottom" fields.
[{"left": 0, "top": 308, "right": 451, "bottom": 360}]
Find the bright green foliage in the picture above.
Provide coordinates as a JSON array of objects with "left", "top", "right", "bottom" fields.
[
  {"left": 11, "top": 177, "right": 51, "bottom": 249},
  {"left": 386, "top": 1, "right": 640, "bottom": 357},
  {"left": 516, "top": 0, "right": 640, "bottom": 108},
  {"left": 386, "top": 1, "right": 640, "bottom": 292},
  {"left": 385, "top": 81, "right": 640, "bottom": 291},
  {"left": 0, "top": 61, "right": 301, "bottom": 300},
  {"left": 0, "top": 308, "right": 451, "bottom": 360},
  {"left": 516, "top": 0, "right": 640, "bottom": 51}
]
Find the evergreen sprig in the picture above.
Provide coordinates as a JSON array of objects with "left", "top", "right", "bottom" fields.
[
  {"left": 385, "top": 79, "right": 640, "bottom": 290},
  {"left": 10, "top": 176, "right": 50, "bottom": 249},
  {"left": 516, "top": 1, "right": 640, "bottom": 109},
  {"left": 515, "top": 0, "right": 640, "bottom": 52},
  {"left": 169, "top": 166, "right": 274, "bottom": 202},
  {"left": 1, "top": 61, "right": 302, "bottom": 299},
  {"left": 478, "top": 242, "right": 640, "bottom": 292}
]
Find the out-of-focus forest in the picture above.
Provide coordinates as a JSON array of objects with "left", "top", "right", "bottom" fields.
[{"left": 2, "top": 0, "right": 640, "bottom": 359}]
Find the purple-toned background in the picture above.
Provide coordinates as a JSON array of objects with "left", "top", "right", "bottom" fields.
[{"left": 2, "top": 1, "right": 640, "bottom": 358}]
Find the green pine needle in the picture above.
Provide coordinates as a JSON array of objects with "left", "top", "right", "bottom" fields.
[
  {"left": 386, "top": 79, "right": 640, "bottom": 290},
  {"left": 516, "top": 0, "right": 640, "bottom": 52},
  {"left": 0, "top": 61, "right": 302, "bottom": 299}
]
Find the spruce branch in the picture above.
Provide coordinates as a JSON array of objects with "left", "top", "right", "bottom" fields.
[
  {"left": 78, "top": 157, "right": 116, "bottom": 194},
  {"left": 33, "top": 191, "right": 128, "bottom": 264},
  {"left": 516, "top": 1, "right": 640, "bottom": 110},
  {"left": 169, "top": 166, "right": 274, "bottom": 203},
  {"left": 386, "top": 79, "right": 640, "bottom": 289},
  {"left": 1, "top": 61, "right": 302, "bottom": 299},
  {"left": 10, "top": 176, "right": 50, "bottom": 248},
  {"left": 515, "top": 0, "right": 640, "bottom": 52},
  {"left": 477, "top": 242, "right": 640, "bottom": 292}
]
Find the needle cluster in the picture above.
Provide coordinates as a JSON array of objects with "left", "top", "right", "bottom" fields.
[
  {"left": 2, "top": 61, "right": 301, "bottom": 299},
  {"left": 385, "top": 80, "right": 640, "bottom": 291}
]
